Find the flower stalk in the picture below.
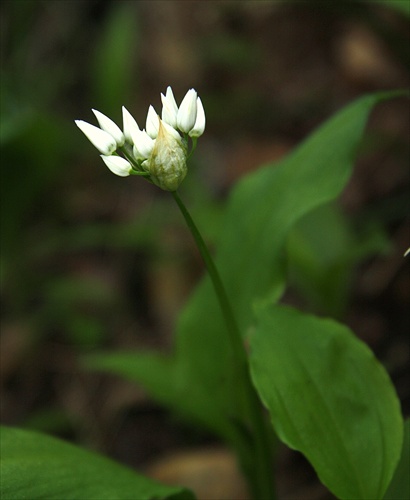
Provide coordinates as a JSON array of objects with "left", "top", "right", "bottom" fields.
[{"left": 171, "top": 191, "right": 275, "bottom": 500}]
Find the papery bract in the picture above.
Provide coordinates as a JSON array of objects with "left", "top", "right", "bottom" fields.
[{"left": 147, "top": 120, "right": 187, "bottom": 191}]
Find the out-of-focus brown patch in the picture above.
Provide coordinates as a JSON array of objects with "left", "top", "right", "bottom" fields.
[
  {"left": 335, "top": 24, "right": 406, "bottom": 88},
  {"left": 146, "top": 447, "right": 250, "bottom": 500}
]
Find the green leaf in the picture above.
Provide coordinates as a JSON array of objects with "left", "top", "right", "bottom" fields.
[
  {"left": 85, "top": 92, "right": 405, "bottom": 446},
  {"left": 384, "top": 418, "right": 410, "bottom": 499},
  {"left": 249, "top": 304, "right": 403, "bottom": 500},
  {"left": 91, "top": 4, "right": 139, "bottom": 117},
  {"left": 0, "top": 426, "right": 194, "bottom": 500}
]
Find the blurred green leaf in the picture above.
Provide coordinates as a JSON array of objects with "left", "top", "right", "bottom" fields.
[
  {"left": 200, "top": 33, "right": 260, "bottom": 72},
  {"left": 44, "top": 276, "right": 116, "bottom": 307},
  {"left": 0, "top": 426, "right": 194, "bottom": 500},
  {"left": 287, "top": 202, "right": 390, "bottom": 317},
  {"left": 85, "top": 351, "right": 237, "bottom": 441},
  {"left": 91, "top": 4, "right": 139, "bottom": 117},
  {"left": 0, "top": 111, "right": 73, "bottom": 261},
  {"left": 65, "top": 315, "right": 106, "bottom": 347},
  {"left": 249, "top": 304, "right": 403, "bottom": 500},
  {"left": 23, "top": 408, "right": 73, "bottom": 434},
  {"left": 85, "top": 92, "right": 406, "bottom": 454},
  {"left": 384, "top": 419, "right": 410, "bottom": 499},
  {"left": 375, "top": 0, "right": 410, "bottom": 16}
]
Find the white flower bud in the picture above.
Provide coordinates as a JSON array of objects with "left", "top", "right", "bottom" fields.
[
  {"left": 92, "top": 109, "right": 125, "bottom": 147},
  {"left": 161, "top": 86, "right": 178, "bottom": 128},
  {"left": 131, "top": 129, "right": 155, "bottom": 160},
  {"left": 122, "top": 106, "right": 141, "bottom": 144},
  {"left": 100, "top": 155, "right": 132, "bottom": 177},
  {"left": 189, "top": 97, "right": 206, "bottom": 138},
  {"left": 75, "top": 120, "right": 117, "bottom": 155},
  {"left": 147, "top": 119, "right": 187, "bottom": 191},
  {"left": 146, "top": 105, "right": 160, "bottom": 139},
  {"left": 177, "top": 89, "right": 197, "bottom": 133}
]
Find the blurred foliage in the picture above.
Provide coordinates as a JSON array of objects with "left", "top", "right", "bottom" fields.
[
  {"left": 287, "top": 202, "right": 390, "bottom": 318},
  {"left": 376, "top": 0, "right": 410, "bottom": 17},
  {"left": 90, "top": 3, "right": 140, "bottom": 118}
]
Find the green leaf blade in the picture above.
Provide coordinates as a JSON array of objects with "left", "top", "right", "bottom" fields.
[
  {"left": 384, "top": 418, "right": 410, "bottom": 499},
  {"left": 250, "top": 305, "right": 403, "bottom": 499},
  {"left": 0, "top": 426, "right": 194, "bottom": 500}
]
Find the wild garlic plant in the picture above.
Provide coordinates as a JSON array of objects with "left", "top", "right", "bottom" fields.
[
  {"left": 32, "top": 88, "right": 402, "bottom": 500},
  {"left": 76, "top": 87, "right": 275, "bottom": 499},
  {"left": 1, "top": 88, "right": 406, "bottom": 500}
]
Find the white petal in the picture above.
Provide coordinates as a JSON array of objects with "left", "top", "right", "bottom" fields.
[
  {"left": 92, "top": 109, "right": 125, "bottom": 147},
  {"left": 146, "top": 105, "right": 160, "bottom": 139},
  {"left": 132, "top": 129, "right": 155, "bottom": 159},
  {"left": 177, "top": 89, "right": 197, "bottom": 133},
  {"left": 75, "top": 120, "right": 117, "bottom": 155},
  {"left": 122, "top": 106, "right": 140, "bottom": 144},
  {"left": 189, "top": 97, "right": 206, "bottom": 138},
  {"left": 100, "top": 155, "right": 132, "bottom": 177},
  {"left": 161, "top": 86, "right": 178, "bottom": 128}
]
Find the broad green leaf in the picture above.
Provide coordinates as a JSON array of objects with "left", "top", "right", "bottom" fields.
[
  {"left": 249, "top": 304, "right": 403, "bottom": 500},
  {"left": 384, "top": 419, "right": 410, "bottom": 499},
  {"left": 86, "top": 92, "right": 405, "bottom": 446},
  {"left": 0, "top": 426, "right": 194, "bottom": 500}
]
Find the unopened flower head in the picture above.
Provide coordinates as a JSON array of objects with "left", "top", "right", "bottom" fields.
[{"left": 75, "top": 86, "right": 205, "bottom": 190}]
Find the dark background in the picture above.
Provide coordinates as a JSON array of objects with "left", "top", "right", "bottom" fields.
[{"left": 1, "top": 1, "right": 409, "bottom": 498}]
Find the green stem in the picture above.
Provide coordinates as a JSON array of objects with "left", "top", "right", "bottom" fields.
[
  {"left": 171, "top": 190, "right": 275, "bottom": 500},
  {"left": 172, "top": 191, "right": 246, "bottom": 367}
]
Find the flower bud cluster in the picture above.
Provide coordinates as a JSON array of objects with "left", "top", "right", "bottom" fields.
[{"left": 75, "top": 87, "right": 205, "bottom": 191}]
